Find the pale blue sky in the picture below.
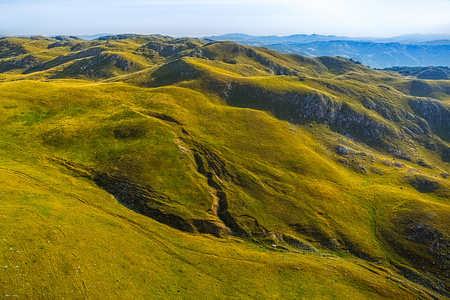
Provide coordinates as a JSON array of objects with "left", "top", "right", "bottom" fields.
[{"left": 1, "top": 0, "right": 449, "bottom": 37}]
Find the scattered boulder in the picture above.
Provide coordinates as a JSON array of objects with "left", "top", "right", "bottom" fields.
[
  {"left": 426, "top": 142, "right": 439, "bottom": 151},
  {"left": 336, "top": 145, "right": 355, "bottom": 156},
  {"left": 394, "top": 162, "right": 405, "bottom": 168},
  {"left": 358, "top": 164, "right": 368, "bottom": 173},
  {"left": 281, "top": 234, "right": 317, "bottom": 252},
  {"left": 382, "top": 160, "right": 392, "bottom": 166},
  {"left": 417, "top": 159, "right": 433, "bottom": 169}
]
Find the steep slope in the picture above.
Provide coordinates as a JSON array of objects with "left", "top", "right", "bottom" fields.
[{"left": 0, "top": 35, "right": 449, "bottom": 298}]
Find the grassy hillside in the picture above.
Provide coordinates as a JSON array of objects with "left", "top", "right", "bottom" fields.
[{"left": 0, "top": 35, "right": 449, "bottom": 299}]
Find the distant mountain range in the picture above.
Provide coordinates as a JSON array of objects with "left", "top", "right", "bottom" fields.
[
  {"left": 76, "top": 33, "right": 114, "bottom": 40},
  {"left": 206, "top": 33, "right": 450, "bottom": 68},
  {"left": 207, "top": 33, "right": 450, "bottom": 44}
]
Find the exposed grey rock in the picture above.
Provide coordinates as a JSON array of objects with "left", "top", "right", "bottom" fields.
[
  {"left": 409, "top": 97, "right": 450, "bottom": 141},
  {"left": 24, "top": 47, "right": 106, "bottom": 74},
  {"left": 409, "top": 175, "right": 441, "bottom": 193},
  {"left": 426, "top": 142, "right": 439, "bottom": 151},
  {"left": 281, "top": 234, "right": 317, "bottom": 252},
  {"left": 223, "top": 84, "right": 397, "bottom": 146},
  {"left": 383, "top": 160, "right": 393, "bottom": 166},
  {"left": 417, "top": 159, "right": 433, "bottom": 169},
  {"left": 336, "top": 145, "right": 354, "bottom": 155},
  {"left": 0, "top": 54, "right": 41, "bottom": 71},
  {"left": 358, "top": 164, "right": 368, "bottom": 173},
  {"left": 406, "top": 223, "right": 442, "bottom": 243}
]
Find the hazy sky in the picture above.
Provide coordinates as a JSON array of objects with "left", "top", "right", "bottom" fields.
[{"left": 1, "top": 0, "right": 450, "bottom": 37}]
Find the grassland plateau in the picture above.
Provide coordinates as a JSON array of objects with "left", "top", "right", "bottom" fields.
[{"left": 0, "top": 34, "right": 449, "bottom": 299}]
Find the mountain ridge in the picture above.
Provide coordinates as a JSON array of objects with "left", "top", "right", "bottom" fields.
[{"left": 207, "top": 33, "right": 450, "bottom": 68}]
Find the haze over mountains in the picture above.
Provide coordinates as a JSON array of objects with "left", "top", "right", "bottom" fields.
[
  {"left": 207, "top": 33, "right": 450, "bottom": 68},
  {"left": 0, "top": 34, "right": 449, "bottom": 299},
  {"left": 207, "top": 33, "right": 450, "bottom": 44}
]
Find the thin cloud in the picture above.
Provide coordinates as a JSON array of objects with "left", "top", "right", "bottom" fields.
[{"left": 1, "top": 0, "right": 449, "bottom": 37}]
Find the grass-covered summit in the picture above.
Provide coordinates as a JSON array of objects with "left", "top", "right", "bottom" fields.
[{"left": 1, "top": 34, "right": 449, "bottom": 299}]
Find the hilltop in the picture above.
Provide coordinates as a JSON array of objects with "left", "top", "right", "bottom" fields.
[{"left": 0, "top": 34, "right": 449, "bottom": 299}]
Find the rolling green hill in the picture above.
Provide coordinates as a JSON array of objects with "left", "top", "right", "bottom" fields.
[{"left": 0, "top": 35, "right": 449, "bottom": 299}]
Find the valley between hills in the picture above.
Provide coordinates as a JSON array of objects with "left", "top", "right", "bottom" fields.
[{"left": 0, "top": 34, "right": 449, "bottom": 299}]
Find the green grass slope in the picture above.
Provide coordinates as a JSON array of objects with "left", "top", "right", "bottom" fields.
[
  {"left": 1, "top": 154, "right": 437, "bottom": 299},
  {"left": 0, "top": 35, "right": 449, "bottom": 298}
]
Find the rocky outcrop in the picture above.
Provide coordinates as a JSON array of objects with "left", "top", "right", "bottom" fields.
[
  {"left": 395, "top": 264, "right": 448, "bottom": 297},
  {"left": 102, "top": 53, "right": 137, "bottom": 71},
  {"left": 48, "top": 52, "right": 145, "bottom": 79},
  {"left": 94, "top": 173, "right": 195, "bottom": 232},
  {"left": 408, "top": 175, "right": 441, "bottom": 193},
  {"left": 0, "top": 54, "right": 41, "bottom": 71},
  {"left": 223, "top": 83, "right": 396, "bottom": 145},
  {"left": 188, "top": 140, "right": 247, "bottom": 237},
  {"left": 409, "top": 97, "right": 450, "bottom": 141},
  {"left": 48, "top": 157, "right": 196, "bottom": 232},
  {"left": 245, "top": 48, "right": 295, "bottom": 75},
  {"left": 24, "top": 47, "right": 106, "bottom": 74},
  {"left": 0, "top": 39, "right": 27, "bottom": 59},
  {"left": 363, "top": 97, "right": 403, "bottom": 122},
  {"left": 363, "top": 96, "right": 436, "bottom": 142}
]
